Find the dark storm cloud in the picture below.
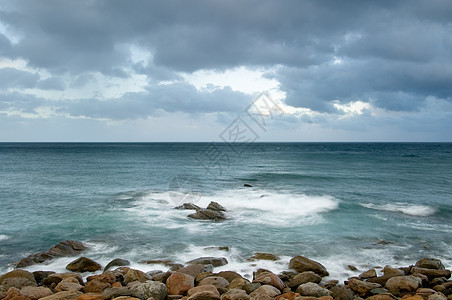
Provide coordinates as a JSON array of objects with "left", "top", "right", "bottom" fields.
[{"left": 1, "top": 0, "right": 451, "bottom": 118}]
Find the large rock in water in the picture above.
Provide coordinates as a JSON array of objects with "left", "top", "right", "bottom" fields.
[
  {"left": 289, "top": 256, "right": 329, "bottom": 277},
  {"left": 187, "top": 257, "right": 228, "bottom": 267},
  {"left": 66, "top": 257, "right": 102, "bottom": 272},
  {"left": 188, "top": 208, "right": 226, "bottom": 221},
  {"left": 16, "top": 240, "right": 87, "bottom": 268},
  {"left": 207, "top": 201, "right": 226, "bottom": 212}
]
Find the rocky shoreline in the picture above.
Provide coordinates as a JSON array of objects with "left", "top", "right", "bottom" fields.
[{"left": 0, "top": 240, "right": 451, "bottom": 300}]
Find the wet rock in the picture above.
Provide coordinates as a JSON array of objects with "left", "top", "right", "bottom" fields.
[
  {"left": 153, "top": 271, "right": 172, "bottom": 283},
  {"left": 415, "top": 258, "right": 446, "bottom": 270},
  {"left": 188, "top": 209, "right": 226, "bottom": 221},
  {"left": 40, "top": 290, "right": 83, "bottom": 300},
  {"left": 227, "top": 278, "right": 252, "bottom": 291},
  {"left": 55, "top": 278, "right": 83, "bottom": 292},
  {"left": 322, "top": 280, "right": 339, "bottom": 289},
  {"left": 104, "top": 259, "right": 130, "bottom": 272},
  {"left": 248, "top": 253, "right": 279, "bottom": 261},
  {"left": 289, "top": 271, "right": 321, "bottom": 287},
  {"left": 166, "top": 273, "right": 195, "bottom": 295},
  {"left": 207, "top": 201, "right": 226, "bottom": 212},
  {"left": 66, "top": 257, "right": 101, "bottom": 273},
  {"left": 367, "top": 273, "right": 404, "bottom": 286},
  {"left": 86, "top": 273, "right": 117, "bottom": 285},
  {"left": 221, "top": 288, "right": 250, "bottom": 300},
  {"left": 410, "top": 267, "right": 451, "bottom": 280},
  {"left": 383, "top": 266, "right": 405, "bottom": 276},
  {"left": 348, "top": 278, "right": 381, "bottom": 296},
  {"left": 176, "top": 203, "right": 201, "bottom": 210},
  {"left": 296, "top": 282, "right": 329, "bottom": 297},
  {"left": 289, "top": 256, "right": 329, "bottom": 277},
  {"left": 16, "top": 241, "right": 87, "bottom": 268},
  {"left": 249, "top": 285, "right": 281, "bottom": 298},
  {"left": 20, "top": 286, "right": 53, "bottom": 300},
  {"left": 253, "top": 271, "right": 285, "bottom": 290},
  {"left": 385, "top": 275, "right": 422, "bottom": 296},
  {"left": 84, "top": 280, "right": 111, "bottom": 294},
  {"left": 123, "top": 269, "right": 152, "bottom": 284},
  {"left": 359, "top": 269, "right": 377, "bottom": 280},
  {"left": 132, "top": 281, "right": 168, "bottom": 300},
  {"left": 348, "top": 265, "right": 358, "bottom": 271},
  {"left": 32, "top": 271, "right": 55, "bottom": 286},
  {"left": 329, "top": 286, "right": 355, "bottom": 300},
  {"left": 0, "top": 270, "right": 37, "bottom": 290},
  {"left": 243, "top": 184, "right": 253, "bottom": 187},
  {"left": 187, "top": 257, "right": 228, "bottom": 267},
  {"left": 204, "top": 246, "right": 230, "bottom": 252},
  {"left": 199, "top": 277, "right": 230, "bottom": 289}
]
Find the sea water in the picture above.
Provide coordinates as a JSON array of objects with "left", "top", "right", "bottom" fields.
[{"left": 0, "top": 143, "right": 451, "bottom": 281}]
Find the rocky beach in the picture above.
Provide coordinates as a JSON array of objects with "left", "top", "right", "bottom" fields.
[{"left": 0, "top": 239, "right": 451, "bottom": 300}]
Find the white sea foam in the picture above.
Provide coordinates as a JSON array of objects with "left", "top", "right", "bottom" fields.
[
  {"left": 361, "top": 202, "right": 435, "bottom": 216},
  {"left": 0, "top": 234, "right": 9, "bottom": 242}
]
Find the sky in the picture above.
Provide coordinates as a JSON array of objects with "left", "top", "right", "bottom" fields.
[{"left": 0, "top": 0, "right": 451, "bottom": 142}]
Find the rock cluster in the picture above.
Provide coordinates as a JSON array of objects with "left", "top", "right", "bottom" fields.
[
  {"left": 176, "top": 201, "right": 227, "bottom": 221},
  {"left": 1, "top": 245, "right": 450, "bottom": 300}
]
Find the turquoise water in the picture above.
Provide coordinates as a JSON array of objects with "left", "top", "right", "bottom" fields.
[{"left": 0, "top": 143, "right": 451, "bottom": 280}]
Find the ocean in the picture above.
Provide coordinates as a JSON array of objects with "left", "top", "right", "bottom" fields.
[{"left": 0, "top": 142, "right": 451, "bottom": 281}]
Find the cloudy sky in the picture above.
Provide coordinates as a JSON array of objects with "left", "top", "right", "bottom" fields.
[{"left": 0, "top": 0, "right": 451, "bottom": 141}]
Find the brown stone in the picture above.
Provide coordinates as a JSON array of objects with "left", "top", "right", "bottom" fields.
[
  {"left": 66, "top": 257, "right": 102, "bottom": 273},
  {"left": 367, "top": 273, "right": 404, "bottom": 286},
  {"left": 383, "top": 266, "right": 405, "bottom": 276},
  {"left": 215, "top": 271, "right": 243, "bottom": 283},
  {"left": 296, "top": 283, "right": 329, "bottom": 297},
  {"left": 39, "top": 291, "right": 83, "bottom": 300},
  {"left": 415, "top": 259, "right": 445, "bottom": 270},
  {"left": 199, "top": 277, "right": 229, "bottom": 289},
  {"left": 253, "top": 271, "right": 285, "bottom": 290},
  {"left": 360, "top": 269, "right": 378, "bottom": 279},
  {"left": 248, "top": 253, "right": 279, "bottom": 261},
  {"left": 84, "top": 279, "right": 111, "bottom": 293},
  {"left": 167, "top": 273, "right": 195, "bottom": 295},
  {"left": 55, "top": 279, "right": 83, "bottom": 292},
  {"left": 220, "top": 289, "right": 249, "bottom": 300},
  {"left": 188, "top": 285, "right": 220, "bottom": 297},
  {"left": 20, "top": 286, "right": 53, "bottom": 300},
  {"left": 366, "top": 294, "right": 398, "bottom": 300},
  {"left": 348, "top": 278, "right": 381, "bottom": 296},
  {"left": 275, "top": 292, "right": 302, "bottom": 300},
  {"left": 76, "top": 294, "right": 104, "bottom": 300},
  {"left": 289, "top": 271, "right": 321, "bottom": 287},
  {"left": 178, "top": 265, "right": 207, "bottom": 278},
  {"left": 227, "top": 278, "right": 251, "bottom": 291},
  {"left": 186, "top": 257, "right": 228, "bottom": 267},
  {"left": 411, "top": 268, "right": 451, "bottom": 280},
  {"left": 123, "top": 269, "right": 152, "bottom": 284},
  {"left": 0, "top": 270, "right": 37, "bottom": 290},
  {"left": 329, "top": 286, "right": 355, "bottom": 300},
  {"left": 249, "top": 285, "right": 281, "bottom": 298},
  {"left": 289, "top": 256, "right": 329, "bottom": 277},
  {"left": 385, "top": 276, "right": 422, "bottom": 296},
  {"left": 111, "top": 297, "right": 140, "bottom": 300},
  {"left": 402, "top": 295, "right": 425, "bottom": 300}
]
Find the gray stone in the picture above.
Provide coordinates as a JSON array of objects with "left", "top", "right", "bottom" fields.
[
  {"left": 188, "top": 209, "right": 226, "bottom": 221},
  {"left": 104, "top": 259, "right": 130, "bottom": 272},
  {"left": 249, "top": 285, "right": 281, "bottom": 298},
  {"left": 66, "top": 257, "right": 102, "bottom": 272},
  {"left": 289, "top": 271, "right": 321, "bottom": 287},
  {"left": 416, "top": 258, "right": 446, "bottom": 270},
  {"left": 296, "top": 282, "right": 329, "bottom": 297},
  {"left": 385, "top": 275, "right": 422, "bottom": 296},
  {"left": 187, "top": 257, "right": 228, "bottom": 267},
  {"left": 132, "top": 281, "right": 168, "bottom": 300}
]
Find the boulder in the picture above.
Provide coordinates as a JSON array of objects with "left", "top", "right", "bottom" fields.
[
  {"left": 248, "top": 253, "right": 279, "bottom": 261},
  {"left": 296, "top": 282, "right": 329, "bottom": 297},
  {"left": 176, "top": 203, "right": 201, "bottom": 210},
  {"left": 0, "top": 270, "right": 37, "bottom": 290},
  {"left": 329, "top": 286, "right": 354, "bottom": 300},
  {"left": 416, "top": 258, "right": 445, "bottom": 270},
  {"left": 289, "top": 256, "right": 329, "bottom": 277},
  {"left": 42, "top": 273, "right": 84, "bottom": 286},
  {"left": 253, "top": 271, "right": 285, "bottom": 290},
  {"left": 110, "top": 297, "right": 140, "bottom": 300},
  {"left": 16, "top": 241, "right": 87, "bottom": 268},
  {"left": 359, "top": 269, "right": 377, "bottom": 279},
  {"left": 132, "top": 281, "right": 168, "bottom": 300},
  {"left": 187, "top": 257, "right": 228, "bottom": 267},
  {"left": 188, "top": 292, "right": 220, "bottom": 300},
  {"left": 20, "top": 286, "right": 53, "bottom": 300},
  {"left": 367, "top": 273, "right": 404, "bottom": 285},
  {"left": 197, "top": 272, "right": 214, "bottom": 283},
  {"left": 215, "top": 271, "right": 243, "bottom": 283},
  {"left": 428, "top": 292, "right": 448, "bottom": 300},
  {"left": 84, "top": 280, "right": 111, "bottom": 294},
  {"left": 275, "top": 292, "right": 301, "bottom": 300},
  {"left": 207, "top": 202, "right": 226, "bottom": 212},
  {"left": 178, "top": 265, "right": 208, "bottom": 278},
  {"left": 166, "top": 273, "right": 195, "bottom": 295},
  {"left": 227, "top": 278, "right": 252, "bottom": 291},
  {"left": 188, "top": 285, "right": 220, "bottom": 297},
  {"left": 104, "top": 259, "right": 130, "bottom": 272},
  {"left": 199, "top": 277, "right": 230, "bottom": 289},
  {"left": 221, "top": 289, "right": 250, "bottom": 300},
  {"left": 76, "top": 295, "right": 105, "bottom": 300},
  {"left": 410, "top": 267, "right": 451, "bottom": 280},
  {"left": 383, "top": 266, "right": 405, "bottom": 276},
  {"left": 39, "top": 291, "right": 83, "bottom": 300},
  {"left": 249, "top": 285, "right": 281, "bottom": 298},
  {"left": 366, "top": 294, "right": 398, "bottom": 300},
  {"left": 348, "top": 278, "right": 381, "bottom": 296},
  {"left": 66, "top": 257, "right": 101, "bottom": 273},
  {"left": 123, "top": 269, "right": 152, "bottom": 284},
  {"left": 322, "top": 280, "right": 339, "bottom": 289},
  {"left": 32, "top": 271, "right": 55, "bottom": 285},
  {"left": 55, "top": 278, "right": 83, "bottom": 292},
  {"left": 86, "top": 272, "right": 117, "bottom": 284},
  {"left": 188, "top": 209, "right": 226, "bottom": 221},
  {"left": 153, "top": 271, "right": 172, "bottom": 283},
  {"left": 385, "top": 275, "right": 422, "bottom": 296},
  {"left": 289, "top": 271, "right": 321, "bottom": 287},
  {"left": 102, "top": 287, "right": 142, "bottom": 300}
]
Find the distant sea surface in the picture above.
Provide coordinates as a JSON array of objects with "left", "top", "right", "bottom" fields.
[{"left": 0, "top": 143, "right": 451, "bottom": 280}]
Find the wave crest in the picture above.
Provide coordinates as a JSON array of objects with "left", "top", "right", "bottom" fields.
[{"left": 361, "top": 203, "right": 435, "bottom": 217}]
